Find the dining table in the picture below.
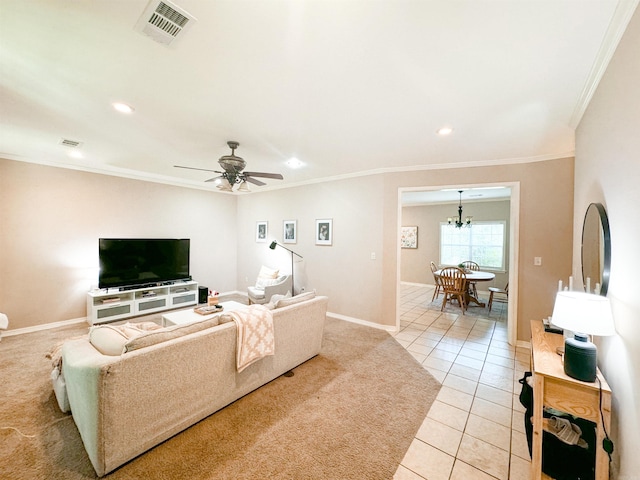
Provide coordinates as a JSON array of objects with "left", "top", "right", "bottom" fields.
[{"left": 435, "top": 268, "right": 496, "bottom": 308}]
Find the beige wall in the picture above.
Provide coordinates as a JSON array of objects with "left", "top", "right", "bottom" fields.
[
  {"left": 236, "top": 176, "right": 386, "bottom": 324},
  {"left": 0, "top": 159, "right": 238, "bottom": 330},
  {"left": 382, "top": 160, "right": 574, "bottom": 341},
  {"left": 401, "top": 200, "right": 510, "bottom": 288},
  {"left": 2, "top": 156, "right": 573, "bottom": 344},
  {"left": 574, "top": 5, "right": 640, "bottom": 476},
  {"left": 238, "top": 158, "right": 574, "bottom": 341}
]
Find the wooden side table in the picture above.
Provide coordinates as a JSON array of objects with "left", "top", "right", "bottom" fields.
[{"left": 529, "top": 320, "right": 612, "bottom": 480}]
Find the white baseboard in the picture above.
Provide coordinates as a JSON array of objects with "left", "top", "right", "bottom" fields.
[
  {"left": 401, "top": 281, "right": 432, "bottom": 288},
  {"left": 326, "top": 311, "right": 396, "bottom": 333},
  {"left": 1, "top": 293, "right": 399, "bottom": 339},
  {"left": 2, "top": 316, "right": 88, "bottom": 337}
]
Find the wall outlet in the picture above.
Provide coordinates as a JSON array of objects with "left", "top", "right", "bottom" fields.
[
  {"left": 370, "top": 252, "right": 376, "bottom": 260},
  {"left": 534, "top": 257, "right": 542, "bottom": 266}
]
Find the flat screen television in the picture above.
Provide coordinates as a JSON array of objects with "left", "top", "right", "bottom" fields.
[{"left": 98, "top": 238, "right": 191, "bottom": 289}]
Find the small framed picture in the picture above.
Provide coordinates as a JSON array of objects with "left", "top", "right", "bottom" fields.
[
  {"left": 256, "top": 221, "right": 268, "bottom": 243},
  {"left": 283, "top": 220, "right": 297, "bottom": 244},
  {"left": 316, "top": 219, "right": 333, "bottom": 246},
  {"left": 401, "top": 226, "right": 418, "bottom": 249}
]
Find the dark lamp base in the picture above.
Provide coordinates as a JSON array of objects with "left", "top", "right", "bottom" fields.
[{"left": 563, "top": 333, "right": 597, "bottom": 382}]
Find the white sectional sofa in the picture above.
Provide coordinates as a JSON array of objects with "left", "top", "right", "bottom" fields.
[{"left": 60, "top": 293, "right": 328, "bottom": 476}]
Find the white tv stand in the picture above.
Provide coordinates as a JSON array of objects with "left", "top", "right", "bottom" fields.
[{"left": 86, "top": 280, "right": 198, "bottom": 325}]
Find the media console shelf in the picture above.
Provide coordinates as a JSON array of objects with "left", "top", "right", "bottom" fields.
[{"left": 87, "top": 281, "right": 198, "bottom": 325}]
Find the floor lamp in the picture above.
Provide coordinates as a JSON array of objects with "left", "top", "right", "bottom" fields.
[{"left": 269, "top": 241, "right": 303, "bottom": 296}]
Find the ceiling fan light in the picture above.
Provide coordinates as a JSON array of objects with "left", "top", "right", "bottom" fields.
[
  {"left": 216, "top": 178, "right": 233, "bottom": 191},
  {"left": 175, "top": 140, "right": 284, "bottom": 189}
]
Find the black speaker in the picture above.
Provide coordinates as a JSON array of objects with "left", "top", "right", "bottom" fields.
[
  {"left": 564, "top": 333, "right": 597, "bottom": 382},
  {"left": 198, "top": 286, "right": 208, "bottom": 304}
]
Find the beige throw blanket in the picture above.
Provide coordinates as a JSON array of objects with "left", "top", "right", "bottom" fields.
[{"left": 228, "top": 305, "right": 275, "bottom": 372}]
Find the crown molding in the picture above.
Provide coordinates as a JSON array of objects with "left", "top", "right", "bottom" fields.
[
  {"left": 569, "top": 0, "right": 640, "bottom": 128},
  {"left": 2, "top": 150, "right": 575, "bottom": 194}
]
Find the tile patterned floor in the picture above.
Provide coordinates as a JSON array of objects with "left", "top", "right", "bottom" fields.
[{"left": 393, "top": 283, "right": 531, "bottom": 480}]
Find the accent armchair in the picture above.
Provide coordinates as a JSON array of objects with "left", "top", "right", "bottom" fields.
[{"left": 247, "top": 274, "right": 292, "bottom": 305}]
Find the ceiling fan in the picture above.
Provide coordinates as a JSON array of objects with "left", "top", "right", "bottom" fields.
[{"left": 174, "top": 141, "right": 284, "bottom": 192}]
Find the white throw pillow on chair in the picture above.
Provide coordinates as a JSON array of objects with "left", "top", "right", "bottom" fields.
[
  {"left": 257, "top": 265, "right": 279, "bottom": 280},
  {"left": 256, "top": 276, "right": 282, "bottom": 289}
]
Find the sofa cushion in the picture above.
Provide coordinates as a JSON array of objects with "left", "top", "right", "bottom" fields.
[
  {"left": 89, "top": 325, "right": 133, "bottom": 356},
  {"left": 247, "top": 286, "right": 266, "bottom": 299},
  {"left": 123, "top": 315, "right": 221, "bottom": 353},
  {"left": 270, "top": 293, "right": 290, "bottom": 303},
  {"left": 88, "top": 322, "right": 163, "bottom": 355},
  {"left": 275, "top": 291, "right": 316, "bottom": 308}
]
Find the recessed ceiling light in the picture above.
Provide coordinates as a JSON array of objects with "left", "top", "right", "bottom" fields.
[
  {"left": 286, "top": 157, "right": 304, "bottom": 168},
  {"left": 68, "top": 150, "right": 84, "bottom": 159},
  {"left": 59, "top": 138, "right": 82, "bottom": 148},
  {"left": 437, "top": 127, "right": 453, "bottom": 136},
  {"left": 112, "top": 102, "right": 135, "bottom": 114}
]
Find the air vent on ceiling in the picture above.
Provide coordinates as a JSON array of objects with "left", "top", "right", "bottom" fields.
[
  {"left": 59, "top": 138, "right": 83, "bottom": 148},
  {"left": 134, "top": 0, "right": 196, "bottom": 47}
]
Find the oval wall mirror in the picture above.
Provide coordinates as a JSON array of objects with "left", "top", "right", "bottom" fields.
[{"left": 581, "top": 203, "right": 611, "bottom": 295}]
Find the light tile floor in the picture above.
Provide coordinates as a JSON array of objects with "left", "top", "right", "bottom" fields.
[{"left": 393, "top": 284, "right": 532, "bottom": 480}]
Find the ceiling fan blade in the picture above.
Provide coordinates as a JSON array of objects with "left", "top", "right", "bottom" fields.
[
  {"left": 174, "top": 165, "right": 220, "bottom": 173},
  {"left": 205, "top": 176, "right": 224, "bottom": 183},
  {"left": 244, "top": 171, "right": 284, "bottom": 180},
  {"left": 244, "top": 176, "right": 266, "bottom": 186}
]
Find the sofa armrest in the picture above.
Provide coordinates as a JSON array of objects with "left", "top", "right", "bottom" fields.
[{"left": 62, "top": 339, "right": 120, "bottom": 475}]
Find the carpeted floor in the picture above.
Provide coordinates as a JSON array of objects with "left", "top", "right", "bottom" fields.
[{"left": 0, "top": 317, "right": 440, "bottom": 479}]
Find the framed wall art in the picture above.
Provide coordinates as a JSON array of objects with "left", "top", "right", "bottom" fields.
[
  {"left": 256, "top": 221, "right": 268, "bottom": 243},
  {"left": 283, "top": 220, "right": 297, "bottom": 244},
  {"left": 316, "top": 219, "right": 333, "bottom": 246},
  {"left": 401, "top": 226, "right": 418, "bottom": 249}
]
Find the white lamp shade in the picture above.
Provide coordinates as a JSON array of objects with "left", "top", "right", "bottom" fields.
[{"left": 551, "top": 291, "right": 616, "bottom": 336}]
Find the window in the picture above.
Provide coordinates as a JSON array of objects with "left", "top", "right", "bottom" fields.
[{"left": 440, "top": 221, "right": 506, "bottom": 270}]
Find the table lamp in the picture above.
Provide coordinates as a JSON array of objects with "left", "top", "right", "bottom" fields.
[{"left": 551, "top": 291, "right": 615, "bottom": 382}]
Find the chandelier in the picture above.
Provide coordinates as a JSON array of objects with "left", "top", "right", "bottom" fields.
[{"left": 448, "top": 190, "right": 472, "bottom": 228}]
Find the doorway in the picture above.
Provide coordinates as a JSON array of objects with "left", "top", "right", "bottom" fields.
[{"left": 396, "top": 182, "right": 519, "bottom": 346}]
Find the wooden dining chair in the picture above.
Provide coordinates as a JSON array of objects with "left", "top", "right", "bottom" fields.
[
  {"left": 460, "top": 261, "right": 480, "bottom": 297},
  {"left": 488, "top": 282, "right": 509, "bottom": 312},
  {"left": 460, "top": 261, "right": 479, "bottom": 271},
  {"left": 439, "top": 267, "right": 467, "bottom": 314},
  {"left": 430, "top": 261, "right": 443, "bottom": 301}
]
